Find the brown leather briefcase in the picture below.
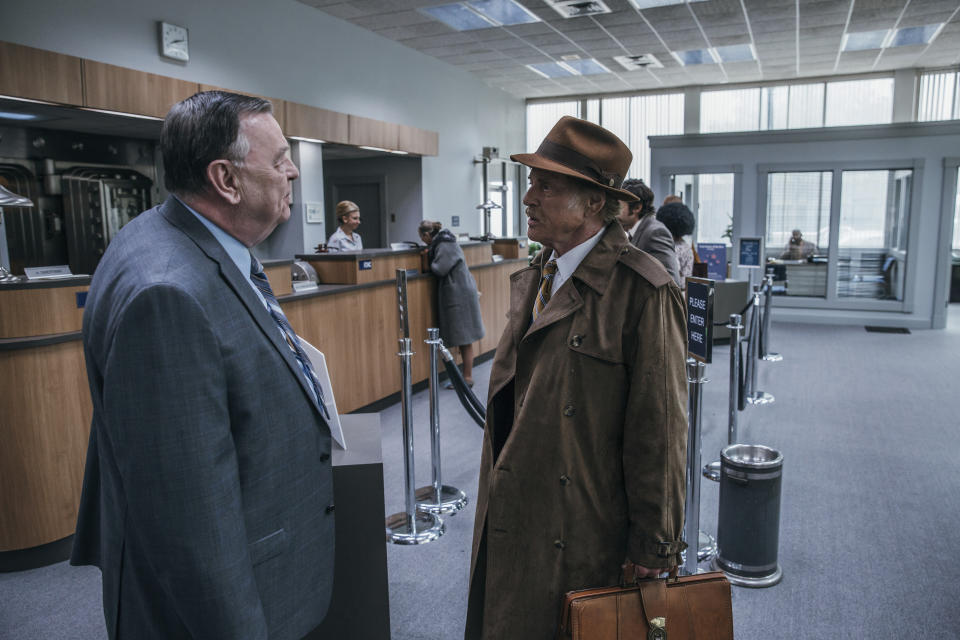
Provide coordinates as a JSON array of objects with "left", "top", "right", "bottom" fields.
[{"left": 558, "top": 571, "right": 733, "bottom": 640}]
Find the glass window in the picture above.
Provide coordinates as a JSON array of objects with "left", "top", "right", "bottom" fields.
[
  {"left": 526, "top": 101, "right": 580, "bottom": 155},
  {"left": 954, "top": 167, "right": 960, "bottom": 252},
  {"left": 824, "top": 78, "right": 894, "bottom": 126},
  {"left": 667, "top": 173, "right": 735, "bottom": 247},
  {"left": 836, "top": 169, "right": 912, "bottom": 300},
  {"left": 765, "top": 172, "right": 832, "bottom": 297},
  {"left": 701, "top": 88, "right": 760, "bottom": 133},
  {"left": 918, "top": 70, "right": 959, "bottom": 121},
  {"left": 604, "top": 93, "right": 683, "bottom": 183}
]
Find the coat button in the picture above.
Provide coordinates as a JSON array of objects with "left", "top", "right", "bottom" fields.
[
  {"left": 554, "top": 539, "right": 565, "bottom": 549},
  {"left": 563, "top": 404, "right": 575, "bottom": 417},
  {"left": 319, "top": 452, "right": 331, "bottom": 462},
  {"left": 325, "top": 503, "right": 335, "bottom": 514},
  {"left": 569, "top": 334, "right": 583, "bottom": 347},
  {"left": 560, "top": 474, "right": 570, "bottom": 485}
]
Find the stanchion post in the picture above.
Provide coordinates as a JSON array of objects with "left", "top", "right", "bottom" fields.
[
  {"left": 386, "top": 271, "right": 444, "bottom": 545},
  {"left": 684, "top": 358, "right": 714, "bottom": 573},
  {"left": 761, "top": 274, "right": 782, "bottom": 362},
  {"left": 415, "top": 329, "right": 467, "bottom": 515},
  {"left": 727, "top": 313, "right": 743, "bottom": 445},
  {"left": 745, "top": 285, "right": 774, "bottom": 406}
]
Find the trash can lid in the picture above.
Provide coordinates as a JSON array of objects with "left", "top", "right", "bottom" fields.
[{"left": 721, "top": 444, "right": 783, "bottom": 469}]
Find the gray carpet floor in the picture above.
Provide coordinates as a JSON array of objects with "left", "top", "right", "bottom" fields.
[{"left": 3, "top": 307, "right": 960, "bottom": 639}]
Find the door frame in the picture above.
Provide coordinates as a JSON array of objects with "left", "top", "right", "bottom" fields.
[{"left": 326, "top": 175, "right": 388, "bottom": 248}]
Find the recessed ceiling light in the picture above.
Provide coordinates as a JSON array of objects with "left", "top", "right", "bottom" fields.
[
  {"left": 543, "top": 0, "right": 612, "bottom": 19},
  {"left": 889, "top": 23, "right": 944, "bottom": 47},
  {"left": 526, "top": 62, "right": 577, "bottom": 79},
  {"left": 562, "top": 58, "right": 611, "bottom": 75},
  {"left": 671, "top": 48, "right": 718, "bottom": 66},
  {"left": 421, "top": 3, "right": 497, "bottom": 31},
  {"left": 627, "top": 0, "right": 708, "bottom": 9},
  {"left": 467, "top": 0, "right": 540, "bottom": 26},
  {"left": 714, "top": 43, "right": 755, "bottom": 63},
  {"left": 841, "top": 29, "right": 891, "bottom": 52}
]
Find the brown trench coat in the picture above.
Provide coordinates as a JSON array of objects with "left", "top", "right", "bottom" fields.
[{"left": 465, "top": 222, "right": 689, "bottom": 640}]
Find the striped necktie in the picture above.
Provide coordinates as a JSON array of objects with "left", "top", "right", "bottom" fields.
[
  {"left": 250, "top": 255, "right": 331, "bottom": 422},
  {"left": 531, "top": 259, "right": 558, "bottom": 323}
]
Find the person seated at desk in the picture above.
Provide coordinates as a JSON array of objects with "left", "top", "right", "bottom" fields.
[
  {"left": 327, "top": 200, "right": 363, "bottom": 252},
  {"left": 779, "top": 229, "right": 816, "bottom": 260}
]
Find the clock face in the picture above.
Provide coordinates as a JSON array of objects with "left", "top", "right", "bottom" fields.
[{"left": 160, "top": 22, "right": 189, "bottom": 62}]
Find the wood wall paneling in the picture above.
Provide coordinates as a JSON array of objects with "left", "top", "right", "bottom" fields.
[
  {"left": 0, "top": 42, "right": 84, "bottom": 105},
  {"left": 263, "top": 264, "right": 292, "bottom": 296},
  {"left": 199, "top": 84, "right": 286, "bottom": 131},
  {"left": 348, "top": 115, "right": 399, "bottom": 151},
  {"left": 82, "top": 60, "right": 199, "bottom": 119},
  {"left": 284, "top": 102, "right": 349, "bottom": 144},
  {"left": 0, "top": 340, "right": 93, "bottom": 550},
  {"left": 0, "top": 286, "right": 88, "bottom": 339},
  {"left": 462, "top": 244, "right": 493, "bottom": 267},
  {"left": 397, "top": 124, "right": 439, "bottom": 157}
]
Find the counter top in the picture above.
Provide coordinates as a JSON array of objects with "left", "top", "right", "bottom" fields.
[
  {"left": 0, "top": 275, "right": 91, "bottom": 290},
  {"left": 296, "top": 240, "right": 491, "bottom": 261}
]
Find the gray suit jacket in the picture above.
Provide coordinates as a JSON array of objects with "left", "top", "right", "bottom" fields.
[
  {"left": 631, "top": 214, "right": 681, "bottom": 287},
  {"left": 71, "top": 197, "right": 334, "bottom": 639}
]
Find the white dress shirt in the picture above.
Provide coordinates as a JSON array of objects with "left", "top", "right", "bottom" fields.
[{"left": 546, "top": 225, "right": 606, "bottom": 298}]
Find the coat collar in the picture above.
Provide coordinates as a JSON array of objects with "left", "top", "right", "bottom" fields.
[
  {"left": 548, "top": 220, "right": 629, "bottom": 297},
  {"left": 159, "top": 196, "right": 328, "bottom": 424}
]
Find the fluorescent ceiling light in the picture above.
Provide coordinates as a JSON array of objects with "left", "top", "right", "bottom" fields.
[
  {"left": 671, "top": 48, "right": 718, "bottom": 66},
  {"left": 0, "top": 111, "right": 39, "bottom": 120},
  {"left": 288, "top": 135, "right": 326, "bottom": 144},
  {"left": 390, "top": 150, "right": 410, "bottom": 155},
  {"left": 467, "top": 0, "right": 540, "bottom": 26},
  {"left": 890, "top": 23, "right": 944, "bottom": 47},
  {"left": 562, "top": 58, "right": 611, "bottom": 75},
  {"left": 359, "top": 145, "right": 391, "bottom": 153},
  {"left": 842, "top": 29, "right": 891, "bottom": 52},
  {"left": 526, "top": 62, "right": 576, "bottom": 79},
  {"left": 421, "top": 3, "right": 496, "bottom": 31},
  {"left": 714, "top": 43, "right": 755, "bottom": 63},
  {"left": 627, "top": 0, "right": 707, "bottom": 9}
]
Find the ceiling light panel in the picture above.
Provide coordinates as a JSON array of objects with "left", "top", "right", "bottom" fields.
[
  {"left": 562, "top": 58, "right": 611, "bottom": 75},
  {"left": 627, "top": 0, "right": 708, "bottom": 9},
  {"left": 421, "top": 3, "right": 496, "bottom": 31},
  {"left": 841, "top": 29, "right": 891, "bottom": 52},
  {"left": 672, "top": 48, "right": 719, "bottom": 66},
  {"left": 889, "top": 23, "right": 944, "bottom": 47},
  {"left": 543, "top": 0, "right": 612, "bottom": 20},
  {"left": 715, "top": 43, "right": 755, "bottom": 63},
  {"left": 526, "top": 61, "right": 577, "bottom": 78},
  {"left": 467, "top": 0, "right": 540, "bottom": 26}
]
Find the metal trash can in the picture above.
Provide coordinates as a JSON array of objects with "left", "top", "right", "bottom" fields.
[{"left": 713, "top": 444, "right": 783, "bottom": 587}]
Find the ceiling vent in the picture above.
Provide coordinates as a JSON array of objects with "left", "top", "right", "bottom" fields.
[
  {"left": 544, "top": 0, "right": 613, "bottom": 19},
  {"left": 614, "top": 54, "right": 664, "bottom": 70}
]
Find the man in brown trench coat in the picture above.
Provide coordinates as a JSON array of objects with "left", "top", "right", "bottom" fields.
[{"left": 465, "top": 117, "right": 689, "bottom": 640}]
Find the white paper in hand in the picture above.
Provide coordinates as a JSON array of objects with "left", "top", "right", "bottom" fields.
[{"left": 298, "top": 340, "right": 346, "bottom": 450}]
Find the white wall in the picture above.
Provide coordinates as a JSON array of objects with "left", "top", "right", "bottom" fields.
[
  {"left": 651, "top": 122, "right": 960, "bottom": 329},
  {"left": 0, "top": 0, "right": 524, "bottom": 244}
]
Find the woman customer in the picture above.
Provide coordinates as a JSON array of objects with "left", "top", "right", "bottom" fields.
[
  {"left": 326, "top": 201, "right": 363, "bottom": 252},
  {"left": 418, "top": 220, "right": 485, "bottom": 387},
  {"left": 656, "top": 200, "right": 697, "bottom": 287}
]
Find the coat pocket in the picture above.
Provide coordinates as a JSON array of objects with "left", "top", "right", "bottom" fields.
[{"left": 249, "top": 528, "right": 287, "bottom": 566}]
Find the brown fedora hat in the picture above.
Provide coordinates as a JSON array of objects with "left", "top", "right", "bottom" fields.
[{"left": 511, "top": 116, "right": 639, "bottom": 202}]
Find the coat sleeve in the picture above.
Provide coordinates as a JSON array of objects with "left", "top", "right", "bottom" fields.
[
  {"left": 645, "top": 224, "right": 682, "bottom": 287},
  {"left": 429, "top": 242, "right": 462, "bottom": 278},
  {"left": 102, "top": 283, "right": 269, "bottom": 638},
  {"left": 622, "top": 284, "right": 689, "bottom": 568}
]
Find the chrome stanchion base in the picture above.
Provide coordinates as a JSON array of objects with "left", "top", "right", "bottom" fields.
[
  {"left": 746, "top": 391, "right": 775, "bottom": 405},
  {"left": 712, "top": 557, "right": 783, "bottom": 588},
  {"left": 762, "top": 352, "right": 783, "bottom": 362},
  {"left": 385, "top": 511, "right": 445, "bottom": 545},
  {"left": 702, "top": 460, "right": 721, "bottom": 482},
  {"left": 415, "top": 484, "right": 468, "bottom": 515},
  {"left": 697, "top": 530, "right": 717, "bottom": 562}
]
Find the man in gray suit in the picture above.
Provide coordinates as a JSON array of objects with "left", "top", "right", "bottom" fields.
[
  {"left": 617, "top": 178, "right": 680, "bottom": 286},
  {"left": 71, "top": 91, "right": 335, "bottom": 639}
]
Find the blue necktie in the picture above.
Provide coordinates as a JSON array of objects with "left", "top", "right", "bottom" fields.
[{"left": 250, "top": 255, "right": 331, "bottom": 422}]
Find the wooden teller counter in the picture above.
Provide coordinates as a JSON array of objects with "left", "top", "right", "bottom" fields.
[{"left": 0, "top": 242, "right": 524, "bottom": 566}]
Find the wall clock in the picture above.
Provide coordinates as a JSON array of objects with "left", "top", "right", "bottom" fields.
[{"left": 159, "top": 22, "right": 189, "bottom": 62}]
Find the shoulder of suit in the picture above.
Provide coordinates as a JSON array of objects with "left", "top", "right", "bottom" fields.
[{"left": 616, "top": 243, "right": 674, "bottom": 288}]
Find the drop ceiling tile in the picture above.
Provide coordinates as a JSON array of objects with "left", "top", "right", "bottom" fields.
[
  {"left": 353, "top": 9, "right": 432, "bottom": 30},
  {"left": 503, "top": 22, "right": 555, "bottom": 37},
  {"left": 383, "top": 21, "right": 456, "bottom": 39}
]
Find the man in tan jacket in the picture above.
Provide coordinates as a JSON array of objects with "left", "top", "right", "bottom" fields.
[{"left": 465, "top": 117, "right": 689, "bottom": 640}]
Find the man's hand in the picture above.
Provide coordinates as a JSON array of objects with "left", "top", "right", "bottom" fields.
[{"left": 622, "top": 557, "right": 673, "bottom": 581}]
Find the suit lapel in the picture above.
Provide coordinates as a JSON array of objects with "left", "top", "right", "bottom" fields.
[{"left": 159, "top": 197, "right": 325, "bottom": 420}]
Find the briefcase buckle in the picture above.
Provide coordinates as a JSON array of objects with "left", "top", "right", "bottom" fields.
[{"left": 647, "top": 616, "right": 666, "bottom": 640}]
